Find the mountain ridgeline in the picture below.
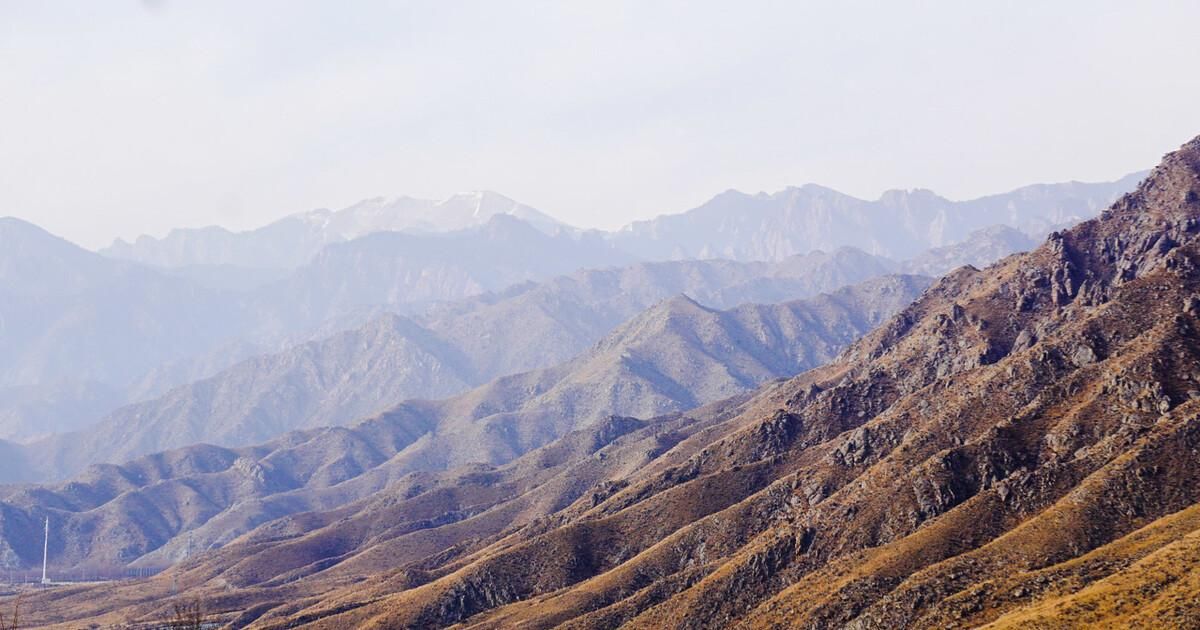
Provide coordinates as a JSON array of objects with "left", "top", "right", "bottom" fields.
[
  {"left": 7, "top": 138, "right": 1197, "bottom": 628},
  {"left": 102, "top": 176, "right": 1142, "bottom": 272},
  {"left": 0, "top": 215, "right": 632, "bottom": 440},
  {"left": 612, "top": 173, "right": 1146, "bottom": 261},
  {"left": 100, "top": 191, "right": 568, "bottom": 270}
]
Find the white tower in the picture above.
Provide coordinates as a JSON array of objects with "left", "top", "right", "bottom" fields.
[{"left": 40, "top": 516, "right": 50, "bottom": 585}]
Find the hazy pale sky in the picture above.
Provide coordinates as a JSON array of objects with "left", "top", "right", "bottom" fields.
[{"left": 2, "top": 1, "right": 1198, "bottom": 249}]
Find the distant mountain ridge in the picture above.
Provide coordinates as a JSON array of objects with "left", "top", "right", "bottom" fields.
[
  {"left": 101, "top": 191, "right": 565, "bottom": 270},
  {"left": 0, "top": 211, "right": 1086, "bottom": 448},
  {"left": 0, "top": 172, "right": 1142, "bottom": 447},
  {"left": 97, "top": 173, "right": 1145, "bottom": 272},
  {"left": 0, "top": 217, "right": 249, "bottom": 392},
  {"left": 0, "top": 215, "right": 630, "bottom": 440},
  {"left": 8, "top": 249, "right": 907, "bottom": 482},
  {"left": 0, "top": 216, "right": 625, "bottom": 387},
  {"left": 612, "top": 172, "right": 1147, "bottom": 261}
]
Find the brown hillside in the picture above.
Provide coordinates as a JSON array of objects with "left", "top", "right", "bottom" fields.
[{"left": 10, "top": 136, "right": 1200, "bottom": 629}]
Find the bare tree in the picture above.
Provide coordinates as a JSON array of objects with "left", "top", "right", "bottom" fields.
[
  {"left": 167, "top": 599, "right": 204, "bottom": 630},
  {"left": 0, "top": 595, "right": 20, "bottom": 630}
]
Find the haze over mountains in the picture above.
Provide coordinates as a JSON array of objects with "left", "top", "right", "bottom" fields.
[
  {"left": 102, "top": 176, "right": 1144, "bottom": 274},
  {"left": 0, "top": 175, "right": 1138, "bottom": 439},
  {"left": 10, "top": 250, "right": 907, "bottom": 481},
  {"left": 0, "top": 215, "right": 630, "bottom": 440},
  {"left": 0, "top": 274, "right": 926, "bottom": 571},
  {"left": 612, "top": 173, "right": 1146, "bottom": 260},
  {"left": 101, "top": 191, "right": 567, "bottom": 271},
  {"left": 6, "top": 138, "right": 1196, "bottom": 629}
]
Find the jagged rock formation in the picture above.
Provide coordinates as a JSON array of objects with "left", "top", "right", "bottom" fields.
[
  {"left": 0, "top": 275, "right": 925, "bottom": 572},
  {"left": 12, "top": 137, "right": 1194, "bottom": 628}
]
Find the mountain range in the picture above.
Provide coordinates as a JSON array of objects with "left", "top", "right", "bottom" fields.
[
  {"left": 0, "top": 176, "right": 1132, "bottom": 444},
  {"left": 101, "top": 175, "right": 1143, "bottom": 275},
  {"left": 610, "top": 173, "right": 1146, "bottom": 261},
  {"left": 0, "top": 173, "right": 1135, "bottom": 447},
  {"left": 0, "top": 246, "right": 900, "bottom": 474},
  {"left": 7, "top": 137, "right": 1195, "bottom": 628},
  {"left": 0, "top": 274, "right": 926, "bottom": 573},
  {"left": 2, "top": 222, "right": 1060, "bottom": 480}
]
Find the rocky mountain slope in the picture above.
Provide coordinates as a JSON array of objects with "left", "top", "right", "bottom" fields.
[
  {"left": 15, "top": 138, "right": 1196, "bottom": 629},
  {"left": 0, "top": 275, "right": 925, "bottom": 574},
  {"left": 613, "top": 172, "right": 1144, "bottom": 261},
  {"left": 101, "top": 191, "right": 564, "bottom": 271}
]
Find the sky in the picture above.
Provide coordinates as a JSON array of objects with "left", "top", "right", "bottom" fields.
[{"left": 1, "top": 1, "right": 1199, "bottom": 249}]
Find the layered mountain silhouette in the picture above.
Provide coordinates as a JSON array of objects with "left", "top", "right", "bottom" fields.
[
  {"left": 0, "top": 214, "right": 623, "bottom": 391},
  {"left": 0, "top": 173, "right": 1138, "bottom": 446},
  {"left": 612, "top": 173, "right": 1145, "bottom": 261},
  {"left": 0, "top": 275, "right": 925, "bottom": 573},
  {"left": 12, "top": 137, "right": 1196, "bottom": 628},
  {"left": 1, "top": 248, "right": 902, "bottom": 482},
  {"left": 102, "top": 191, "right": 565, "bottom": 271},
  {"left": 102, "top": 175, "right": 1140, "bottom": 275},
  {"left": 0, "top": 216, "right": 630, "bottom": 440}
]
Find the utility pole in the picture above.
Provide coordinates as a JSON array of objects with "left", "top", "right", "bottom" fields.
[{"left": 40, "top": 516, "right": 50, "bottom": 585}]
